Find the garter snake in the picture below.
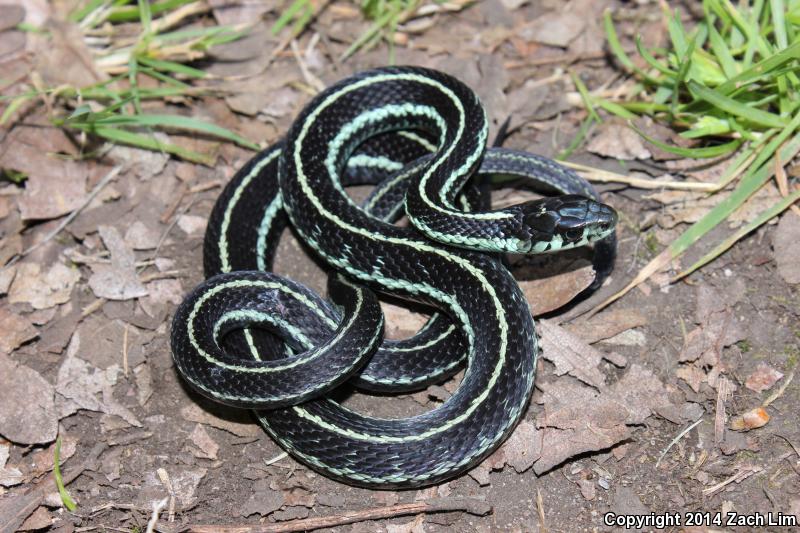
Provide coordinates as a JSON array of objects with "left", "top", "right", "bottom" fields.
[{"left": 171, "top": 66, "right": 618, "bottom": 487}]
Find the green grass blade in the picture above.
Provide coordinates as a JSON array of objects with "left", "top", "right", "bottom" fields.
[
  {"left": 0, "top": 93, "right": 34, "bottom": 124},
  {"left": 631, "top": 123, "right": 742, "bottom": 158},
  {"left": 706, "top": 18, "right": 739, "bottom": 78},
  {"left": 54, "top": 437, "right": 77, "bottom": 511},
  {"left": 70, "top": 0, "right": 106, "bottom": 23},
  {"left": 772, "top": 0, "right": 789, "bottom": 49},
  {"left": 672, "top": 35, "right": 697, "bottom": 114},
  {"left": 714, "top": 40, "right": 800, "bottom": 95},
  {"left": 594, "top": 99, "right": 639, "bottom": 120},
  {"left": 603, "top": 9, "right": 660, "bottom": 84},
  {"left": 138, "top": 0, "right": 152, "bottom": 35},
  {"left": 666, "top": 7, "right": 689, "bottom": 56},
  {"left": 137, "top": 56, "right": 207, "bottom": 79},
  {"left": 635, "top": 35, "right": 677, "bottom": 76},
  {"left": 667, "top": 118, "right": 800, "bottom": 259},
  {"left": 557, "top": 115, "right": 596, "bottom": 160},
  {"left": 93, "top": 113, "right": 259, "bottom": 150},
  {"left": 341, "top": 5, "right": 399, "bottom": 61},
  {"left": 107, "top": 0, "right": 196, "bottom": 23},
  {"left": 688, "top": 80, "right": 787, "bottom": 128},
  {"left": 570, "top": 71, "right": 601, "bottom": 122},
  {"left": 677, "top": 187, "right": 800, "bottom": 279},
  {"left": 272, "top": 0, "right": 311, "bottom": 35},
  {"left": 92, "top": 126, "right": 215, "bottom": 165}
]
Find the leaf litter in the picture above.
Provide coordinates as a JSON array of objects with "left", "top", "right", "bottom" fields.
[{"left": 0, "top": 0, "right": 798, "bottom": 530}]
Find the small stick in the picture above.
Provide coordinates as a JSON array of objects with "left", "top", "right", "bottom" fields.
[
  {"left": 656, "top": 417, "right": 703, "bottom": 467},
  {"left": 122, "top": 323, "right": 129, "bottom": 376},
  {"left": 536, "top": 488, "right": 547, "bottom": 533},
  {"left": 702, "top": 466, "right": 762, "bottom": 496},
  {"left": 1, "top": 166, "right": 122, "bottom": 273},
  {"left": 186, "top": 498, "right": 492, "bottom": 533},
  {"left": 561, "top": 161, "right": 719, "bottom": 192},
  {"left": 762, "top": 370, "right": 794, "bottom": 408}
]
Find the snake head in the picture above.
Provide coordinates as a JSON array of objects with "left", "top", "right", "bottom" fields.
[{"left": 517, "top": 195, "right": 617, "bottom": 253}]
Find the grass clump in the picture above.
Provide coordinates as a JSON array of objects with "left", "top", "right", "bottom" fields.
[
  {"left": 2, "top": 0, "right": 257, "bottom": 165},
  {"left": 273, "top": 0, "right": 471, "bottom": 61},
  {"left": 583, "top": 0, "right": 800, "bottom": 310}
]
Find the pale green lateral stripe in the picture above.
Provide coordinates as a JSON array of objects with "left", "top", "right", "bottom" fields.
[
  {"left": 255, "top": 195, "right": 284, "bottom": 271},
  {"left": 219, "top": 149, "right": 281, "bottom": 273},
  {"left": 346, "top": 154, "right": 404, "bottom": 172},
  {"left": 325, "top": 103, "right": 447, "bottom": 204},
  {"left": 243, "top": 329, "right": 260, "bottom": 361},
  {"left": 397, "top": 130, "right": 437, "bottom": 152},
  {"left": 290, "top": 71, "right": 530, "bottom": 444},
  {"left": 187, "top": 279, "right": 340, "bottom": 373},
  {"left": 213, "top": 310, "right": 314, "bottom": 350}
]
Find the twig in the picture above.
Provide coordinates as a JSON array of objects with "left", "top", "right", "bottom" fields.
[
  {"left": 715, "top": 376, "right": 733, "bottom": 444},
  {"left": 560, "top": 161, "right": 719, "bottom": 191},
  {"left": 290, "top": 39, "right": 324, "bottom": 93},
  {"left": 536, "top": 489, "right": 547, "bottom": 533},
  {"left": 762, "top": 370, "right": 794, "bottom": 408},
  {"left": 702, "top": 465, "right": 762, "bottom": 496},
  {"left": 186, "top": 498, "right": 492, "bottom": 533},
  {"left": 122, "top": 323, "right": 129, "bottom": 376},
  {"left": 146, "top": 498, "right": 169, "bottom": 533},
  {"left": 156, "top": 468, "right": 176, "bottom": 523},
  {"left": 656, "top": 417, "right": 703, "bottom": 467},
  {"left": 263, "top": 452, "right": 288, "bottom": 466},
  {"left": 1, "top": 165, "right": 122, "bottom": 273}
]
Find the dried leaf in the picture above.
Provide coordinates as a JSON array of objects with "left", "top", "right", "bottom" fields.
[
  {"left": 520, "top": 12, "right": 586, "bottom": 48},
  {"left": 0, "top": 307, "right": 37, "bottom": 354},
  {"left": 0, "top": 354, "right": 57, "bottom": 444},
  {"left": 177, "top": 214, "right": 207, "bottom": 235},
  {"left": 538, "top": 319, "right": 613, "bottom": 389},
  {"left": 586, "top": 122, "right": 651, "bottom": 160},
  {"left": 18, "top": 506, "right": 52, "bottom": 531},
  {"left": 0, "top": 443, "right": 23, "bottom": 487},
  {"left": 567, "top": 308, "right": 648, "bottom": 345},
  {"left": 745, "top": 363, "right": 784, "bottom": 393},
  {"left": 56, "top": 333, "right": 142, "bottom": 427},
  {"left": 240, "top": 479, "right": 284, "bottom": 517},
  {"left": 500, "top": 420, "right": 541, "bottom": 474},
  {"left": 521, "top": 265, "right": 595, "bottom": 315},
  {"left": 532, "top": 364, "right": 671, "bottom": 474},
  {"left": 188, "top": 424, "right": 219, "bottom": 460},
  {"left": 124, "top": 220, "right": 161, "bottom": 250},
  {"left": 676, "top": 363, "right": 706, "bottom": 393},
  {"left": 8, "top": 262, "right": 80, "bottom": 310},
  {"left": 87, "top": 226, "right": 148, "bottom": 300}
]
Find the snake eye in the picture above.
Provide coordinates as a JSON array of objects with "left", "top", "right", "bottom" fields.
[{"left": 565, "top": 228, "right": 582, "bottom": 241}]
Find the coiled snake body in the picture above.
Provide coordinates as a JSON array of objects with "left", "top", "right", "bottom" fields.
[{"left": 171, "top": 67, "right": 617, "bottom": 487}]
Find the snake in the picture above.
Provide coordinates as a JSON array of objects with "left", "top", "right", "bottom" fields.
[{"left": 171, "top": 66, "right": 618, "bottom": 488}]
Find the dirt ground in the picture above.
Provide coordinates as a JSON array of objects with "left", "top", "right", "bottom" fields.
[{"left": 1, "top": 0, "right": 799, "bottom": 532}]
